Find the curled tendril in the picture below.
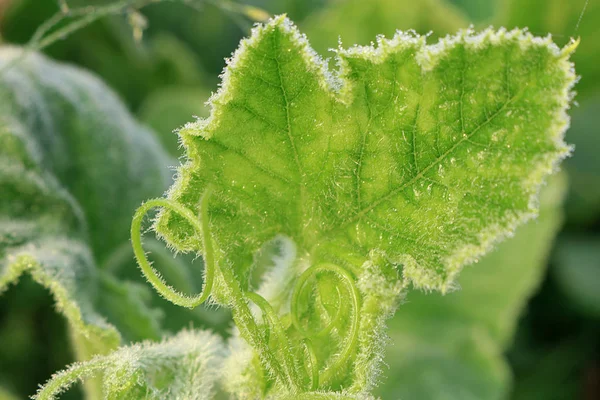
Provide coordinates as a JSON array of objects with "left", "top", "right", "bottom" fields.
[
  {"left": 131, "top": 193, "right": 299, "bottom": 390},
  {"left": 290, "top": 263, "right": 361, "bottom": 386},
  {"left": 131, "top": 191, "right": 361, "bottom": 391},
  {"left": 130, "top": 190, "right": 215, "bottom": 309}
]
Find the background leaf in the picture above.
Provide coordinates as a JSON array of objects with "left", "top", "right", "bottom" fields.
[
  {"left": 35, "top": 329, "right": 225, "bottom": 400},
  {"left": 0, "top": 47, "right": 171, "bottom": 397}
]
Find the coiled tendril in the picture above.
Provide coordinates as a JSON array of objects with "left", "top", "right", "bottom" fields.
[
  {"left": 131, "top": 192, "right": 361, "bottom": 391},
  {"left": 130, "top": 189, "right": 215, "bottom": 308},
  {"left": 290, "top": 263, "right": 361, "bottom": 387}
]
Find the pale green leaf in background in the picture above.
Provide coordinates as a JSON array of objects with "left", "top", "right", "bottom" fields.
[
  {"left": 560, "top": 95, "right": 600, "bottom": 223},
  {"left": 35, "top": 329, "right": 225, "bottom": 400},
  {"left": 0, "top": 47, "right": 172, "bottom": 397},
  {"left": 0, "top": 385, "right": 18, "bottom": 400},
  {"left": 448, "top": 0, "right": 498, "bottom": 22}
]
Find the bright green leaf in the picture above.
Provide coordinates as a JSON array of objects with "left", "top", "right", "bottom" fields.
[
  {"left": 158, "top": 16, "right": 574, "bottom": 292},
  {"left": 496, "top": 0, "right": 600, "bottom": 222}
]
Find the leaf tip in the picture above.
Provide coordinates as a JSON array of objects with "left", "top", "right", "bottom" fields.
[{"left": 560, "top": 37, "right": 580, "bottom": 58}]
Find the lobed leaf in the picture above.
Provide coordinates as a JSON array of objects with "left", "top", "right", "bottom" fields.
[{"left": 158, "top": 16, "right": 575, "bottom": 293}]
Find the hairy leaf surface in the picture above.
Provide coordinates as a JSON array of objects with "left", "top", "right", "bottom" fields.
[
  {"left": 142, "top": 16, "right": 577, "bottom": 397},
  {"left": 159, "top": 16, "right": 574, "bottom": 293},
  {"left": 34, "top": 330, "right": 224, "bottom": 400}
]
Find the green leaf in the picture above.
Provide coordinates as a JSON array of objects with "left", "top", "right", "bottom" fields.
[
  {"left": 0, "top": 46, "right": 171, "bottom": 395},
  {"left": 96, "top": 274, "right": 163, "bottom": 343},
  {"left": 510, "top": 334, "right": 592, "bottom": 400},
  {"left": 149, "top": 15, "right": 574, "bottom": 396},
  {"left": 381, "top": 322, "right": 509, "bottom": 400},
  {"left": 496, "top": 0, "right": 600, "bottom": 222},
  {"left": 377, "top": 173, "right": 567, "bottom": 399},
  {"left": 34, "top": 329, "right": 225, "bottom": 400},
  {"left": 159, "top": 16, "right": 574, "bottom": 292},
  {"left": 302, "top": 0, "right": 469, "bottom": 54}
]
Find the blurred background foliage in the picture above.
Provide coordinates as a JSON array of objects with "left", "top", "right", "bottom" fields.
[{"left": 0, "top": 0, "right": 598, "bottom": 399}]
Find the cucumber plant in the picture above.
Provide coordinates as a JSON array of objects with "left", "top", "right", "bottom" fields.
[
  {"left": 1, "top": 14, "right": 576, "bottom": 400},
  {"left": 131, "top": 16, "right": 576, "bottom": 398}
]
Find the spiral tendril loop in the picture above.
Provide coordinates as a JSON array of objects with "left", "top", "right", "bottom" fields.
[
  {"left": 290, "top": 263, "right": 361, "bottom": 386},
  {"left": 130, "top": 193, "right": 215, "bottom": 309},
  {"left": 131, "top": 193, "right": 361, "bottom": 390}
]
